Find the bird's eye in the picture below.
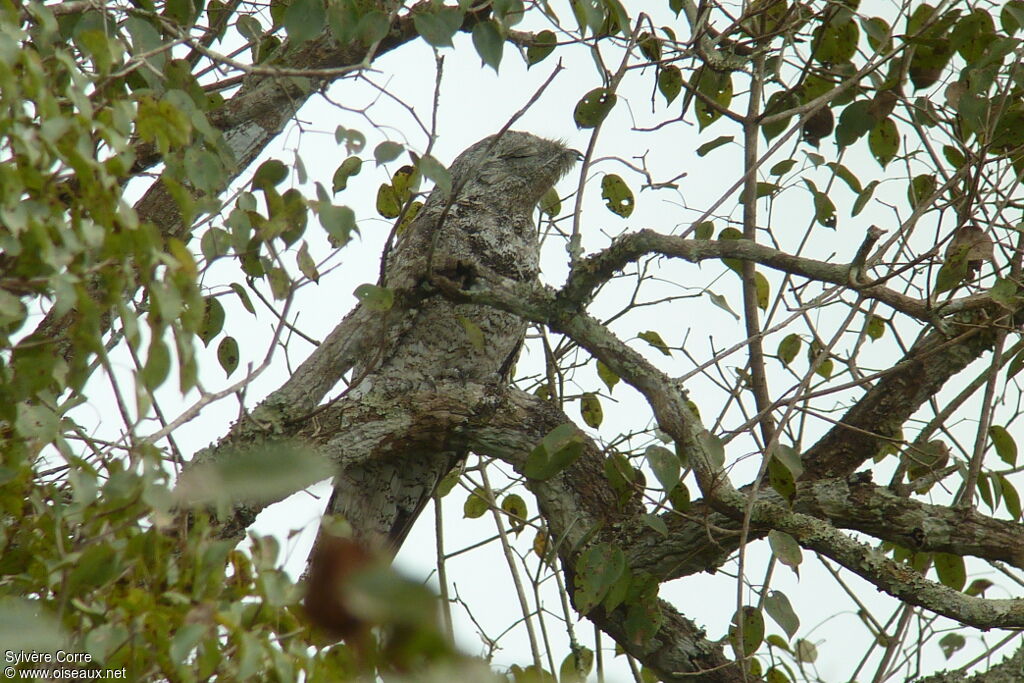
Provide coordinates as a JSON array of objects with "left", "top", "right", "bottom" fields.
[{"left": 499, "top": 152, "right": 533, "bottom": 160}]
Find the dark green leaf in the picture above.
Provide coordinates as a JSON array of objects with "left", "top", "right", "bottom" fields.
[
  {"left": 869, "top": 117, "right": 899, "bottom": 168},
  {"left": 729, "top": 606, "right": 764, "bottom": 657},
  {"left": 252, "top": 159, "right": 287, "bottom": 191},
  {"left": 574, "top": 87, "right": 617, "bottom": 128},
  {"left": 198, "top": 297, "right": 225, "bottom": 346},
  {"left": 332, "top": 156, "right": 362, "bottom": 193},
  {"left": 472, "top": 20, "right": 504, "bottom": 71},
  {"left": 283, "top": 0, "right": 325, "bottom": 45},
  {"left": 527, "top": 30, "right": 556, "bottom": 66},
  {"left": 835, "top": 100, "right": 875, "bottom": 148},
  {"left": 768, "top": 531, "right": 803, "bottom": 572},
  {"left": 524, "top": 423, "right": 585, "bottom": 480},
  {"left": 764, "top": 590, "right": 800, "bottom": 638},
  {"left": 658, "top": 65, "right": 682, "bottom": 104}
]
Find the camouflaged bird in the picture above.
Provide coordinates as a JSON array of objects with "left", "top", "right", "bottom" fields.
[{"left": 324, "top": 131, "right": 579, "bottom": 550}]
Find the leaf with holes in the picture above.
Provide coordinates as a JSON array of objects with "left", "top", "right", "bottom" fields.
[
  {"left": 574, "top": 87, "right": 617, "bottom": 128},
  {"left": 601, "top": 174, "right": 634, "bottom": 217}
]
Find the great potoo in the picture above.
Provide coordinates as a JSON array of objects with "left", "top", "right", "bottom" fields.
[{"left": 324, "top": 131, "right": 580, "bottom": 550}]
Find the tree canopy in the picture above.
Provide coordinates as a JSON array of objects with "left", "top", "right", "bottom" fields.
[{"left": 4, "top": 0, "right": 1024, "bottom": 681}]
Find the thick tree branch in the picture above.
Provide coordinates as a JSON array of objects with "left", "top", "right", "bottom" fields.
[{"left": 560, "top": 229, "right": 990, "bottom": 320}]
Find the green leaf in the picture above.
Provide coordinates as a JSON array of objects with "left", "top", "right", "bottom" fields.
[
  {"left": 699, "top": 432, "right": 726, "bottom": 468},
  {"left": 998, "top": 474, "right": 1021, "bottom": 520},
  {"left": 526, "top": 29, "right": 556, "bottom": 66},
  {"left": 729, "top": 606, "right": 765, "bottom": 657},
  {"left": 835, "top": 100, "right": 875, "bottom": 148},
  {"left": 694, "top": 68, "right": 733, "bottom": 130},
  {"left": 694, "top": 221, "right": 714, "bottom": 239},
  {"left": 939, "top": 633, "right": 966, "bottom": 660},
  {"left": 795, "top": 639, "right": 818, "bottom": 663},
  {"left": 812, "top": 16, "right": 859, "bottom": 63},
  {"left": 376, "top": 183, "right": 401, "bottom": 218},
  {"left": 696, "top": 135, "right": 734, "bottom": 157},
  {"left": 601, "top": 174, "right": 635, "bottom": 217},
  {"left": 574, "top": 87, "right": 617, "bottom": 128},
  {"left": 580, "top": 392, "right": 603, "bottom": 428},
  {"left": 198, "top": 297, "right": 225, "bottom": 347},
  {"left": 754, "top": 272, "right": 770, "bottom": 311},
  {"left": 773, "top": 444, "right": 804, "bottom": 478},
  {"left": 267, "top": 267, "right": 291, "bottom": 300},
  {"left": 768, "top": 531, "right": 803, "bottom": 572},
  {"left": 200, "top": 227, "right": 232, "bottom": 262},
  {"left": 778, "top": 333, "right": 801, "bottom": 365},
  {"left": 990, "top": 426, "right": 1018, "bottom": 466},
  {"left": 864, "top": 314, "right": 885, "bottom": 340},
  {"left": 596, "top": 359, "right": 619, "bottom": 392},
  {"left": 500, "top": 493, "right": 527, "bottom": 530},
  {"left": 768, "top": 456, "right": 796, "bottom": 503},
  {"left": 230, "top": 283, "right": 256, "bottom": 314},
  {"left": 252, "top": 159, "right": 288, "bottom": 191},
  {"left": 524, "top": 423, "right": 585, "bottom": 480},
  {"left": 374, "top": 141, "right": 404, "bottom": 165},
  {"left": 803, "top": 179, "right": 836, "bottom": 229},
  {"left": 472, "top": 20, "right": 504, "bottom": 71},
  {"left": 909, "top": 174, "right": 937, "bottom": 208},
  {"left": 559, "top": 647, "right": 594, "bottom": 683},
  {"left": 463, "top": 487, "right": 490, "bottom": 518},
  {"left": 826, "top": 162, "right": 863, "bottom": 195},
  {"left": 658, "top": 65, "right": 682, "bottom": 104},
  {"left": 142, "top": 338, "right": 171, "bottom": 390},
  {"left": 413, "top": 7, "right": 463, "bottom": 48},
  {"left": 852, "top": 180, "right": 879, "bottom": 217},
  {"left": 185, "top": 148, "right": 224, "bottom": 193},
  {"left": 353, "top": 283, "right": 394, "bottom": 311},
  {"left": 318, "top": 203, "right": 356, "bottom": 246},
  {"left": 217, "top": 336, "right": 239, "bottom": 377},
  {"left": 418, "top": 154, "right": 451, "bottom": 196},
  {"left": 458, "top": 316, "right": 485, "bottom": 351},
  {"left": 869, "top": 117, "right": 899, "bottom": 168},
  {"left": 283, "top": 0, "right": 325, "bottom": 44},
  {"left": 296, "top": 241, "right": 319, "bottom": 282},
  {"left": 934, "top": 552, "right": 966, "bottom": 591},
  {"left": 638, "top": 330, "right": 671, "bottom": 356},
  {"left": 708, "top": 291, "right": 740, "bottom": 320},
  {"left": 574, "top": 543, "right": 626, "bottom": 614},
  {"left": 764, "top": 590, "right": 800, "bottom": 639},
  {"left": 770, "top": 159, "right": 797, "bottom": 176},
  {"left": 645, "top": 445, "right": 679, "bottom": 494},
  {"left": 989, "top": 278, "right": 1021, "bottom": 310},
  {"left": 332, "top": 156, "right": 362, "bottom": 193},
  {"left": 175, "top": 443, "right": 333, "bottom": 506},
  {"left": 1008, "top": 348, "right": 1024, "bottom": 380}
]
